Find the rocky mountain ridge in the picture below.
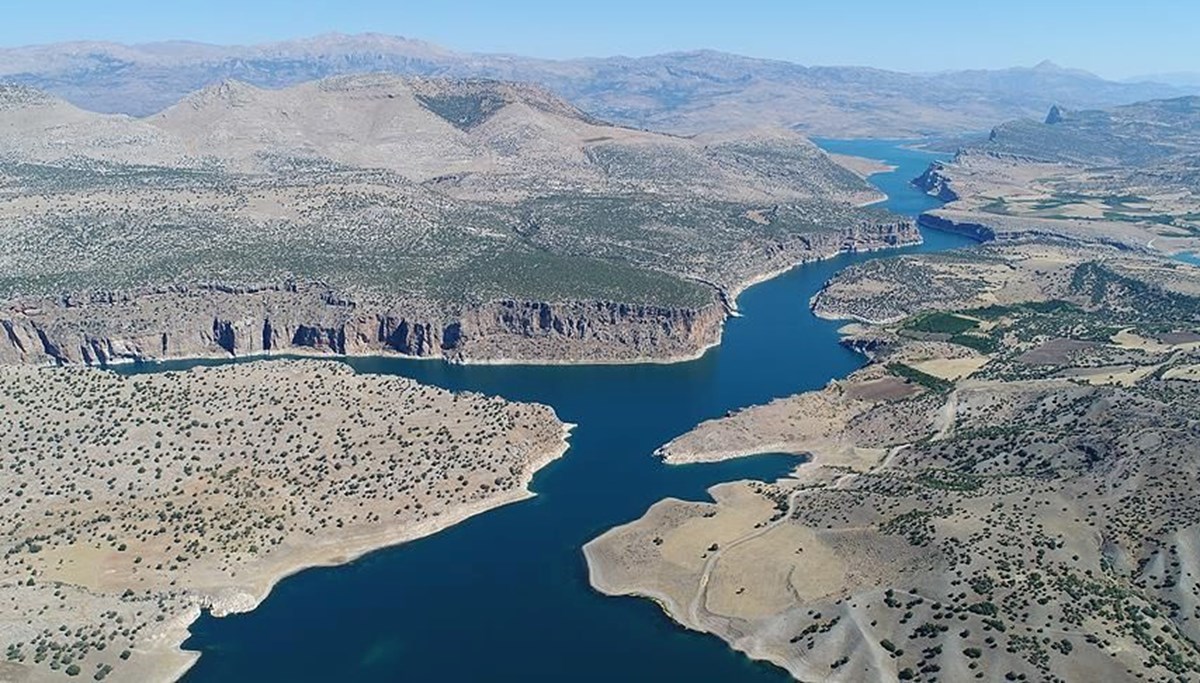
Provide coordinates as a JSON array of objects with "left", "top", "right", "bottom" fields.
[{"left": 2, "top": 32, "right": 1195, "bottom": 137}]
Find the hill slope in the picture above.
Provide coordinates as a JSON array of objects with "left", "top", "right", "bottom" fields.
[{"left": 0, "top": 78, "right": 912, "bottom": 366}]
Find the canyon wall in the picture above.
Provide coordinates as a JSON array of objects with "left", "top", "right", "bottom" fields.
[
  {"left": 0, "top": 219, "right": 921, "bottom": 368},
  {"left": 917, "top": 213, "right": 995, "bottom": 242},
  {"left": 0, "top": 283, "right": 726, "bottom": 366}
]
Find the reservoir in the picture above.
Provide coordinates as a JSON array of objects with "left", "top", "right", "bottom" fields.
[{"left": 127, "top": 139, "right": 975, "bottom": 681}]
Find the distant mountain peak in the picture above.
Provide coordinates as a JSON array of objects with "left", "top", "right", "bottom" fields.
[
  {"left": 1, "top": 33, "right": 1194, "bottom": 136},
  {"left": 167, "top": 78, "right": 263, "bottom": 113}
]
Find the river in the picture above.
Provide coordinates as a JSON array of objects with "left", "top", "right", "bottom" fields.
[{"left": 124, "top": 139, "right": 976, "bottom": 682}]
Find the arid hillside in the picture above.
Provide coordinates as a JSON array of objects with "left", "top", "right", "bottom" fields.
[
  {"left": 589, "top": 241, "right": 1200, "bottom": 683},
  {"left": 915, "top": 97, "right": 1200, "bottom": 258},
  {"left": 0, "top": 77, "right": 912, "bottom": 366}
]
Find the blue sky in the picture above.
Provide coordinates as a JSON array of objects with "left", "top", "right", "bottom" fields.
[{"left": 1, "top": 0, "right": 1196, "bottom": 79}]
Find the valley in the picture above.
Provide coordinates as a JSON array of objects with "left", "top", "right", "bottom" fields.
[{"left": 1, "top": 29, "right": 1199, "bottom": 682}]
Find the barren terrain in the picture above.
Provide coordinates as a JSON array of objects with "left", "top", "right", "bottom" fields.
[{"left": 915, "top": 97, "right": 1200, "bottom": 258}]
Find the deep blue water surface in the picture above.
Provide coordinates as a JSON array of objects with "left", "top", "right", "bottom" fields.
[{"left": 127, "top": 140, "right": 973, "bottom": 682}]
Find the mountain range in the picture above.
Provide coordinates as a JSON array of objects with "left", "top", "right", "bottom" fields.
[{"left": 1, "top": 32, "right": 1194, "bottom": 137}]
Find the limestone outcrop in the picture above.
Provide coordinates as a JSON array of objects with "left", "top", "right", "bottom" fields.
[{"left": 0, "top": 284, "right": 727, "bottom": 366}]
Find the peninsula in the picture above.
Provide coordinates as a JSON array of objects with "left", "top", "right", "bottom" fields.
[
  {"left": 586, "top": 97, "right": 1200, "bottom": 682},
  {"left": 587, "top": 240, "right": 1200, "bottom": 682},
  {"left": 0, "top": 360, "right": 569, "bottom": 682}
]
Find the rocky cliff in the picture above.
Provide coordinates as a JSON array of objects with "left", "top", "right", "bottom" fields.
[
  {"left": 0, "top": 215, "right": 920, "bottom": 368},
  {"left": 918, "top": 210, "right": 1160, "bottom": 253},
  {"left": 0, "top": 283, "right": 727, "bottom": 366},
  {"left": 912, "top": 162, "right": 960, "bottom": 202},
  {"left": 916, "top": 213, "right": 994, "bottom": 241}
]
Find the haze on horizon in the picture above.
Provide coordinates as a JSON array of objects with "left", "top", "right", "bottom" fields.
[{"left": 3, "top": 0, "right": 1197, "bottom": 81}]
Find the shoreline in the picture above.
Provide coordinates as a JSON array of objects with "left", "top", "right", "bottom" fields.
[
  {"left": 724, "top": 235, "right": 917, "bottom": 316},
  {"left": 106, "top": 239, "right": 917, "bottom": 680},
  {"left": 809, "top": 303, "right": 905, "bottom": 326},
  {"left": 655, "top": 440, "right": 811, "bottom": 466},
  {"left": 98, "top": 339, "right": 727, "bottom": 372},
  {"left": 163, "top": 419, "right": 576, "bottom": 680},
  {"left": 826, "top": 152, "right": 898, "bottom": 181}
]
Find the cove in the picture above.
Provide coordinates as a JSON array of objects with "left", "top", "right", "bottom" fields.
[{"left": 123, "top": 140, "right": 975, "bottom": 682}]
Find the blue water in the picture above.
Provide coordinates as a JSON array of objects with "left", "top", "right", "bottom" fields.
[{"left": 128, "top": 140, "right": 972, "bottom": 682}]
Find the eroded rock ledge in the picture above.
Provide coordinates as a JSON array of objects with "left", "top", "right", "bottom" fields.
[
  {"left": 0, "top": 220, "right": 920, "bottom": 368},
  {"left": 0, "top": 284, "right": 727, "bottom": 367}
]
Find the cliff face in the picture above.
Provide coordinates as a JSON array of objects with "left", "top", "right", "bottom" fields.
[
  {"left": 841, "top": 218, "right": 921, "bottom": 251},
  {"left": 917, "top": 213, "right": 994, "bottom": 242},
  {"left": 0, "top": 284, "right": 726, "bottom": 366},
  {"left": 0, "top": 218, "right": 920, "bottom": 368},
  {"left": 452, "top": 300, "right": 725, "bottom": 362},
  {"left": 913, "top": 162, "right": 960, "bottom": 202}
]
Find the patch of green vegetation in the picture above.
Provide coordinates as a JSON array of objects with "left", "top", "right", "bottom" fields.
[
  {"left": 436, "top": 246, "right": 713, "bottom": 307},
  {"left": 1028, "top": 193, "right": 1088, "bottom": 210},
  {"left": 981, "top": 198, "right": 1010, "bottom": 215},
  {"left": 1070, "top": 262, "right": 1200, "bottom": 324},
  {"left": 1101, "top": 194, "right": 1146, "bottom": 208},
  {"left": 915, "top": 469, "right": 983, "bottom": 492},
  {"left": 905, "top": 311, "right": 978, "bottom": 335},
  {"left": 949, "top": 333, "right": 998, "bottom": 353},
  {"left": 887, "top": 363, "right": 954, "bottom": 393},
  {"left": 881, "top": 506, "right": 952, "bottom": 546},
  {"left": 1102, "top": 211, "right": 1178, "bottom": 225},
  {"left": 1024, "top": 300, "right": 1077, "bottom": 315},
  {"left": 414, "top": 93, "right": 505, "bottom": 130},
  {"left": 961, "top": 300, "right": 1075, "bottom": 321},
  {"left": 962, "top": 304, "right": 1014, "bottom": 320}
]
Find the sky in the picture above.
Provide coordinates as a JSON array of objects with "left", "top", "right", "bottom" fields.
[{"left": 0, "top": 0, "right": 1196, "bottom": 79}]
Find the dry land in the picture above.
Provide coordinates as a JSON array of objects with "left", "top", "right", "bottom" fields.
[
  {"left": 914, "top": 97, "right": 1200, "bottom": 258},
  {"left": 829, "top": 154, "right": 897, "bottom": 179},
  {"left": 0, "top": 360, "right": 569, "bottom": 682},
  {"left": 588, "top": 241, "right": 1200, "bottom": 682}
]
